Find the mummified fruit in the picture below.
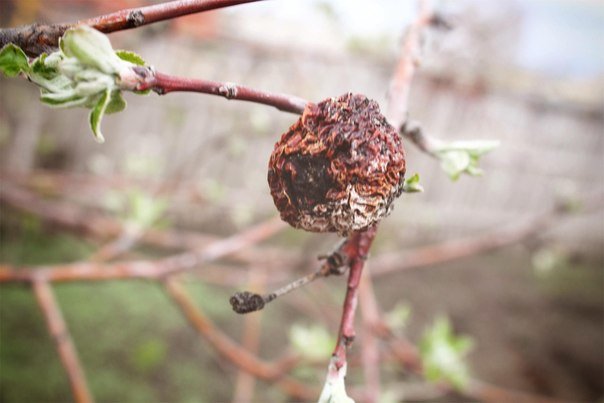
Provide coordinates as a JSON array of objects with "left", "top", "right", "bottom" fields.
[{"left": 268, "top": 93, "right": 406, "bottom": 236}]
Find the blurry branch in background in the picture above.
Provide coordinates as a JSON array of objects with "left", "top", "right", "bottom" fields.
[
  {"left": 0, "top": 0, "right": 265, "bottom": 57},
  {"left": 0, "top": 180, "right": 291, "bottom": 263},
  {"left": 372, "top": 192, "right": 604, "bottom": 277},
  {"left": 32, "top": 279, "right": 94, "bottom": 403},
  {"left": 0, "top": 214, "right": 286, "bottom": 283},
  {"left": 356, "top": 259, "right": 568, "bottom": 403},
  {"left": 163, "top": 278, "right": 316, "bottom": 401},
  {"left": 365, "top": 290, "right": 567, "bottom": 403},
  {"left": 2, "top": 178, "right": 600, "bottom": 283},
  {"left": 386, "top": 3, "right": 499, "bottom": 181}
]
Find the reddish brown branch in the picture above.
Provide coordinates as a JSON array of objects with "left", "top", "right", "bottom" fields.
[
  {"left": 32, "top": 279, "right": 93, "bottom": 403},
  {"left": 386, "top": 0, "right": 433, "bottom": 130},
  {"left": 83, "top": 0, "right": 263, "bottom": 34},
  {"left": 0, "top": 0, "right": 264, "bottom": 57},
  {"left": 331, "top": 226, "right": 378, "bottom": 374},
  {"left": 138, "top": 71, "right": 308, "bottom": 114},
  {"left": 163, "top": 277, "right": 315, "bottom": 401}
]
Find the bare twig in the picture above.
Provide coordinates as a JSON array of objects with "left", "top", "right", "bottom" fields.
[
  {"left": 139, "top": 71, "right": 308, "bottom": 114},
  {"left": 163, "top": 277, "right": 315, "bottom": 401},
  {"left": 386, "top": 0, "right": 433, "bottom": 130},
  {"left": 0, "top": 0, "right": 265, "bottom": 57},
  {"left": 327, "top": 226, "right": 378, "bottom": 389},
  {"left": 32, "top": 279, "right": 93, "bottom": 403},
  {"left": 229, "top": 239, "right": 349, "bottom": 313}
]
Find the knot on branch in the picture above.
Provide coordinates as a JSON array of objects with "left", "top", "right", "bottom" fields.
[
  {"left": 219, "top": 82, "right": 238, "bottom": 99},
  {"left": 318, "top": 250, "right": 349, "bottom": 276},
  {"left": 127, "top": 10, "right": 145, "bottom": 28},
  {"left": 230, "top": 291, "right": 266, "bottom": 314}
]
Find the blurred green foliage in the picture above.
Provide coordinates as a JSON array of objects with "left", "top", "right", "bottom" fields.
[
  {"left": 419, "top": 317, "right": 473, "bottom": 390},
  {"left": 0, "top": 216, "right": 244, "bottom": 402}
]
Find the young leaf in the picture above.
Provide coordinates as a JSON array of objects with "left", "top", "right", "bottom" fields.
[
  {"left": 403, "top": 173, "right": 424, "bottom": 193},
  {"left": 116, "top": 50, "right": 147, "bottom": 66},
  {"left": 89, "top": 88, "right": 112, "bottom": 143},
  {"left": 105, "top": 90, "right": 127, "bottom": 114},
  {"left": 61, "top": 26, "right": 123, "bottom": 74},
  {"left": 420, "top": 316, "right": 473, "bottom": 390},
  {"left": 0, "top": 44, "right": 30, "bottom": 77},
  {"left": 434, "top": 140, "right": 500, "bottom": 181},
  {"left": 30, "top": 53, "right": 58, "bottom": 79}
]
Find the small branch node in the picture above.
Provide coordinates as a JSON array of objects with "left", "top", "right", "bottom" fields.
[
  {"left": 127, "top": 10, "right": 146, "bottom": 28},
  {"left": 219, "top": 82, "right": 238, "bottom": 99},
  {"left": 430, "top": 12, "right": 454, "bottom": 31}
]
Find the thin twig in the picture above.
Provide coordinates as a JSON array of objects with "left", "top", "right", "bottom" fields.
[
  {"left": 229, "top": 239, "right": 349, "bottom": 313},
  {"left": 32, "top": 278, "right": 94, "bottom": 403},
  {"left": 328, "top": 226, "right": 378, "bottom": 384},
  {"left": 140, "top": 71, "right": 308, "bottom": 114},
  {"left": 0, "top": 0, "right": 265, "bottom": 57},
  {"left": 163, "top": 277, "right": 316, "bottom": 401},
  {"left": 386, "top": 0, "right": 433, "bottom": 130}
]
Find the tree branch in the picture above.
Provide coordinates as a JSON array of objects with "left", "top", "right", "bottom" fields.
[
  {"left": 140, "top": 71, "right": 308, "bottom": 114},
  {"left": 322, "top": 226, "right": 377, "bottom": 397},
  {"left": 385, "top": 0, "right": 433, "bottom": 130},
  {"left": 163, "top": 277, "right": 315, "bottom": 401},
  {"left": 32, "top": 278, "right": 93, "bottom": 403},
  {"left": 0, "top": 0, "right": 265, "bottom": 57}
]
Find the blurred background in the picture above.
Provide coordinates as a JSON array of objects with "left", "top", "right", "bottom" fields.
[{"left": 0, "top": 0, "right": 603, "bottom": 402}]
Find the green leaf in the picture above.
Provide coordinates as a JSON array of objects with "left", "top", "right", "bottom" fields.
[
  {"left": 125, "top": 189, "right": 167, "bottom": 229},
  {"left": 385, "top": 302, "right": 411, "bottom": 331},
  {"left": 403, "top": 173, "right": 424, "bottom": 193},
  {"left": 40, "top": 91, "right": 88, "bottom": 108},
  {"left": 30, "top": 54, "right": 58, "bottom": 79},
  {"left": 89, "top": 88, "right": 112, "bottom": 143},
  {"left": 62, "top": 26, "right": 123, "bottom": 74},
  {"left": 434, "top": 140, "right": 500, "bottom": 181},
  {"left": 105, "top": 90, "right": 126, "bottom": 114},
  {"left": 116, "top": 50, "right": 147, "bottom": 66},
  {"left": 420, "top": 316, "right": 473, "bottom": 390},
  {"left": 0, "top": 44, "right": 30, "bottom": 77}
]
